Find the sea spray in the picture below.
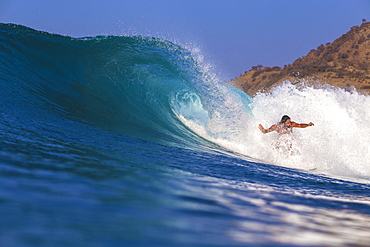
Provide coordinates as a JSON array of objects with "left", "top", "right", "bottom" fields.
[
  {"left": 175, "top": 77, "right": 370, "bottom": 179},
  {"left": 194, "top": 81, "right": 370, "bottom": 179},
  {"left": 251, "top": 82, "right": 370, "bottom": 177}
]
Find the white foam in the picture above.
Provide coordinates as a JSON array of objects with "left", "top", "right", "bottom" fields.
[
  {"left": 177, "top": 81, "right": 370, "bottom": 181},
  {"left": 249, "top": 82, "right": 370, "bottom": 178}
]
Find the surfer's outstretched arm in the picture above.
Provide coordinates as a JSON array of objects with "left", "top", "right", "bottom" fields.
[
  {"left": 258, "top": 124, "right": 277, "bottom": 134},
  {"left": 291, "top": 122, "right": 314, "bottom": 128}
]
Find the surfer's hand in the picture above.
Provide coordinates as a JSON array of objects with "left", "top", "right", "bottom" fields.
[{"left": 258, "top": 124, "right": 266, "bottom": 133}]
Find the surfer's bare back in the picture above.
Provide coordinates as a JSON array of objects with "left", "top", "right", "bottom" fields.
[{"left": 258, "top": 115, "right": 314, "bottom": 135}]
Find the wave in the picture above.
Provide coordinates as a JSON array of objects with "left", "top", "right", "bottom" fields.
[
  {"left": 0, "top": 24, "right": 208, "bottom": 145},
  {"left": 1, "top": 24, "right": 369, "bottom": 181}
]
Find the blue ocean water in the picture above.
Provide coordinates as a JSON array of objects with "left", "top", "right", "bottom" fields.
[{"left": 1, "top": 23, "right": 370, "bottom": 246}]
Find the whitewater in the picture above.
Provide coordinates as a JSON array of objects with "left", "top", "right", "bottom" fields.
[{"left": 1, "top": 23, "right": 370, "bottom": 246}]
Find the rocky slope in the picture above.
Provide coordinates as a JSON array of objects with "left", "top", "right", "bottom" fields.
[{"left": 230, "top": 21, "right": 370, "bottom": 96}]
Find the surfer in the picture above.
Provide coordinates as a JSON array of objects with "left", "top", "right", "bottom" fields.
[{"left": 258, "top": 115, "right": 314, "bottom": 135}]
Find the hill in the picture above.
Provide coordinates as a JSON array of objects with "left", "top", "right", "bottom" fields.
[{"left": 230, "top": 21, "right": 370, "bottom": 96}]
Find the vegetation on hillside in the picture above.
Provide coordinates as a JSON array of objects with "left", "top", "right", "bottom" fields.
[{"left": 231, "top": 21, "right": 370, "bottom": 95}]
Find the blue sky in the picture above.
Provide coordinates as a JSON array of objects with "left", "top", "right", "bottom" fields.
[{"left": 1, "top": 0, "right": 369, "bottom": 80}]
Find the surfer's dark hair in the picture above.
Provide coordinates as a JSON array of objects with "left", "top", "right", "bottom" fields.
[{"left": 280, "top": 115, "right": 291, "bottom": 123}]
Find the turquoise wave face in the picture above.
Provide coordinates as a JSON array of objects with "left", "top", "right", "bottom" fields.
[
  {"left": 0, "top": 24, "right": 193, "bottom": 145},
  {"left": 0, "top": 23, "right": 252, "bottom": 150}
]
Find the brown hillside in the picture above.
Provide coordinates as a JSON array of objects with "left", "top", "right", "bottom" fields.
[{"left": 230, "top": 21, "right": 370, "bottom": 96}]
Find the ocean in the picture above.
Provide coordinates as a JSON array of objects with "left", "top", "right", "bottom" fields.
[{"left": 1, "top": 23, "right": 370, "bottom": 246}]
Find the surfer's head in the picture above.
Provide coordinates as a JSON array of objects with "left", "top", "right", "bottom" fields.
[{"left": 280, "top": 115, "right": 291, "bottom": 123}]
